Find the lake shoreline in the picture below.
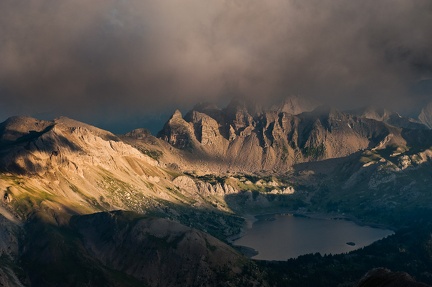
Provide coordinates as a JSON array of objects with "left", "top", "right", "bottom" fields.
[
  {"left": 229, "top": 210, "right": 395, "bottom": 260},
  {"left": 241, "top": 210, "right": 396, "bottom": 232}
]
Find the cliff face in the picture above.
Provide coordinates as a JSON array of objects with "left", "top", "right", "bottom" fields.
[
  {"left": 157, "top": 100, "right": 425, "bottom": 173},
  {"left": 419, "top": 101, "right": 432, "bottom": 129}
]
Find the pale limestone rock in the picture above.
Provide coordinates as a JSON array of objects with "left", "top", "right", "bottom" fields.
[
  {"left": 173, "top": 176, "right": 199, "bottom": 193},
  {"left": 282, "top": 186, "right": 295, "bottom": 194}
]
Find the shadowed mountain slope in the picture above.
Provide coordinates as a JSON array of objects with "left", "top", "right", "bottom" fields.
[{"left": 21, "top": 211, "right": 263, "bottom": 287}]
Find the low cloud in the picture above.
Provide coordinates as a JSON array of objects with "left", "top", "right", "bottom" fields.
[{"left": 1, "top": 0, "right": 431, "bottom": 129}]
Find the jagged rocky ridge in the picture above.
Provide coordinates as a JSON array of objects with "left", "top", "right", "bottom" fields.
[
  {"left": 156, "top": 99, "right": 431, "bottom": 173},
  {"left": 351, "top": 105, "right": 428, "bottom": 130}
]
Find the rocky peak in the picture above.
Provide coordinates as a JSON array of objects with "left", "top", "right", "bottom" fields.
[
  {"left": 157, "top": 110, "right": 195, "bottom": 149},
  {"left": 223, "top": 98, "right": 255, "bottom": 134},
  {"left": 276, "top": 95, "right": 316, "bottom": 115},
  {"left": 171, "top": 109, "right": 183, "bottom": 120},
  {"left": 352, "top": 105, "right": 428, "bottom": 130},
  {"left": 191, "top": 102, "right": 221, "bottom": 115},
  {"left": 185, "top": 111, "right": 222, "bottom": 144},
  {"left": 419, "top": 101, "right": 432, "bottom": 129},
  {"left": 0, "top": 116, "right": 54, "bottom": 145},
  {"left": 124, "top": 128, "right": 152, "bottom": 140},
  {"left": 354, "top": 105, "right": 391, "bottom": 121},
  {"left": 54, "top": 116, "right": 120, "bottom": 141},
  {"left": 188, "top": 103, "right": 225, "bottom": 125},
  {"left": 300, "top": 105, "right": 346, "bottom": 127}
]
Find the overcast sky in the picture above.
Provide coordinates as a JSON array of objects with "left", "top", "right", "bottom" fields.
[{"left": 1, "top": 0, "right": 431, "bottom": 133}]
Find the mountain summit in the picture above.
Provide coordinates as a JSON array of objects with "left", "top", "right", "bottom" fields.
[{"left": 419, "top": 101, "right": 432, "bottom": 129}]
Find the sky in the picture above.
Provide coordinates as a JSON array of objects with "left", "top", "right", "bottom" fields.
[{"left": 0, "top": 0, "right": 432, "bottom": 133}]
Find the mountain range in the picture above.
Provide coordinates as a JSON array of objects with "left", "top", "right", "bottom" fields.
[{"left": 0, "top": 97, "right": 432, "bottom": 286}]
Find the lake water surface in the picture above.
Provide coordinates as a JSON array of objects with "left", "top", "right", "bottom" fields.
[{"left": 233, "top": 214, "right": 393, "bottom": 260}]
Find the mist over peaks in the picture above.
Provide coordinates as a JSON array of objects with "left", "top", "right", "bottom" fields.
[{"left": 1, "top": 0, "right": 431, "bottom": 130}]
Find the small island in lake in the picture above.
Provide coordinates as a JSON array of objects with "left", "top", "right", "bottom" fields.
[{"left": 346, "top": 242, "right": 356, "bottom": 246}]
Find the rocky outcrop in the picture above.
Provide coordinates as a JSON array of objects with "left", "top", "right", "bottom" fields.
[
  {"left": 173, "top": 176, "right": 200, "bottom": 193},
  {"left": 196, "top": 181, "right": 237, "bottom": 195},
  {"left": 419, "top": 101, "right": 432, "bottom": 129},
  {"left": 124, "top": 127, "right": 153, "bottom": 140},
  {"left": 185, "top": 111, "right": 229, "bottom": 155},
  {"left": 173, "top": 175, "right": 238, "bottom": 196},
  {"left": 157, "top": 110, "right": 196, "bottom": 149}
]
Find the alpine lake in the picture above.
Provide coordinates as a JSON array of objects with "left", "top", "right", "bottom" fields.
[{"left": 233, "top": 213, "right": 394, "bottom": 261}]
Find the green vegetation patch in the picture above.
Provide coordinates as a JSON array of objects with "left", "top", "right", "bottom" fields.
[{"left": 303, "top": 143, "right": 326, "bottom": 158}]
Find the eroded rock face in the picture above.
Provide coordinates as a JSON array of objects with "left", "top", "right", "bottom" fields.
[
  {"left": 186, "top": 111, "right": 228, "bottom": 155},
  {"left": 158, "top": 99, "right": 430, "bottom": 173},
  {"left": 173, "top": 176, "right": 199, "bottom": 193},
  {"left": 196, "top": 181, "right": 237, "bottom": 195},
  {"left": 173, "top": 176, "right": 238, "bottom": 196},
  {"left": 158, "top": 110, "right": 196, "bottom": 149}
]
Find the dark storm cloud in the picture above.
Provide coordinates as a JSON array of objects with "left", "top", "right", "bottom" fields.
[{"left": 1, "top": 0, "right": 432, "bottom": 127}]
